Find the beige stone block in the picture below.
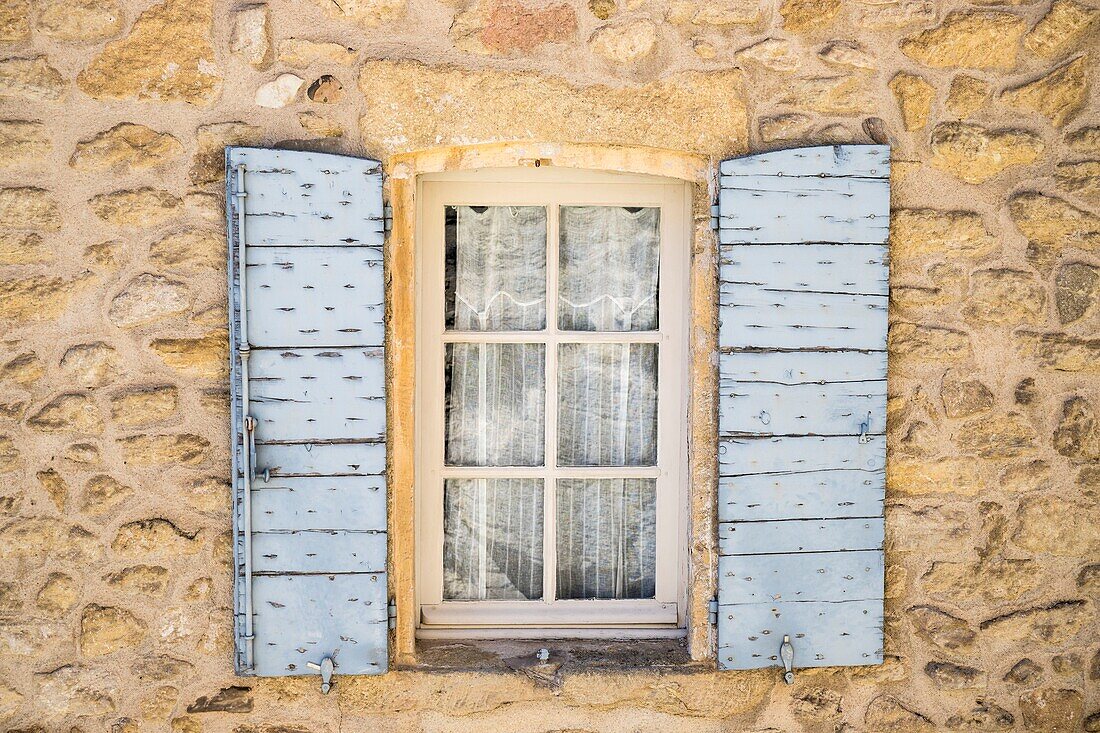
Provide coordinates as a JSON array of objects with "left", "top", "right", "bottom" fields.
[
  {"left": 962, "top": 269, "right": 1047, "bottom": 326},
  {"left": 1014, "top": 496, "right": 1100, "bottom": 556},
  {"left": 149, "top": 331, "right": 229, "bottom": 378},
  {"left": 758, "top": 113, "right": 813, "bottom": 143},
  {"left": 590, "top": 19, "right": 658, "bottom": 65},
  {"left": 940, "top": 370, "right": 994, "bottom": 417},
  {"left": 140, "top": 685, "right": 178, "bottom": 720},
  {"left": 230, "top": 5, "right": 270, "bottom": 68},
  {"left": 1055, "top": 160, "right": 1100, "bottom": 202},
  {"left": 70, "top": 123, "right": 182, "bottom": 173},
  {"left": 1053, "top": 396, "right": 1100, "bottom": 461},
  {"left": 27, "top": 393, "right": 103, "bottom": 434},
  {"left": 280, "top": 39, "right": 357, "bottom": 67},
  {"left": 452, "top": 0, "right": 576, "bottom": 55},
  {"left": 298, "top": 111, "right": 343, "bottom": 137},
  {"left": 0, "top": 56, "right": 66, "bottom": 102},
  {"left": 77, "top": 0, "right": 220, "bottom": 105},
  {"left": 954, "top": 412, "right": 1037, "bottom": 458},
  {"left": 980, "top": 600, "right": 1091, "bottom": 643},
  {"left": 187, "top": 476, "right": 230, "bottom": 514},
  {"left": 921, "top": 559, "right": 1043, "bottom": 605},
  {"left": 307, "top": 0, "right": 405, "bottom": 26},
  {"left": 690, "top": 0, "right": 762, "bottom": 27},
  {"left": 111, "top": 385, "right": 179, "bottom": 426},
  {"left": 0, "top": 0, "right": 30, "bottom": 42},
  {"left": 86, "top": 240, "right": 123, "bottom": 269},
  {"left": 90, "top": 188, "right": 181, "bottom": 226},
  {"left": 36, "top": 573, "right": 79, "bottom": 616},
  {"left": 1025, "top": 0, "right": 1098, "bottom": 58},
  {"left": 108, "top": 274, "right": 191, "bottom": 329},
  {"left": 0, "top": 435, "right": 18, "bottom": 473},
  {"left": 888, "top": 458, "right": 987, "bottom": 496},
  {"left": 80, "top": 604, "right": 146, "bottom": 656},
  {"left": 777, "top": 75, "right": 874, "bottom": 116},
  {"left": 1055, "top": 262, "right": 1098, "bottom": 324},
  {"left": 735, "top": 38, "right": 801, "bottom": 72},
  {"left": 930, "top": 122, "right": 1043, "bottom": 183},
  {"left": 854, "top": 0, "right": 935, "bottom": 29},
  {"left": 81, "top": 474, "right": 133, "bottom": 515},
  {"left": 37, "top": 469, "right": 68, "bottom": 510},
  {"left": 0, "top": 187, "right": 61, "bottom": 230},
  {"left": 112, "top": 519, "right": 199, "bottom": 556},
  {"left": 819, "top": 40, "right": 875, "bottom": 70},
  {"left": 946, "top": 75, "right": 991, "bottom": 118},
  {"left": 0, "top": 120, "right": 51, "bottom": 167},
  {"left": 889, "top": 72, "right": 935, "bottom": 131},
  {"left": 0, "top": 232, "right": 50, "bottom": 265},
  {"left": 106, "top": 565, "right": 170, "bottom": 596},
  {"left": 117, "top": 434, "right": 209, "bottom": 466},
  {"left": 780, "top": 0, "right": 841, "bottom": 33},
  {"left": 900, "top": 11, "right": 1026, "bottom": 70},
  {"left": 1066, "top": 125, "right": 1100, "bottom": 154},
  {"left": 0, "top": 273, "right": 93, "bottom": 322},
  {"left": 907, "top": 605, "right": 976, "bottom": 651},
  {"left": 1002, "top": 56, "right": 1088, "bottom": 128},
  {"left": 37, "top": 0, "right": 123, "bottom": 41},
  {"left": 889, "top": 322, "right": 972, "bottom": 363},
  {"left": 61, "top": 342, "right": 119, "bottom": 388},
  {"left": 1009, "top": 191, "right": 1100, "bottom": 273}
]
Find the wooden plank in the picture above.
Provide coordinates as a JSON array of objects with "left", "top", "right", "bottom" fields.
[
  {"left": 250, "top": 347, "right": 385, "bottom": 442},
  {"left": 719, "top": 517, "right": 884, "bottom": 556},
  {"left": 719, "top": 350, "right": 886, "bottom": 385},
  {"left": 252, "top": 573, "right": 388, "bottom": 675},
  {"left": 719, "top": 380, "right": 886, "bottom": 437},
  {"left": 719, "top": 471, "right": 884, "bottom": 522},
  {"left": 252, "top": 476, "right": 386, "bottom": 532},
  {"left": 230, "top": 148, "right": 384, "bottom": 247},
  {"left": 253, "top": 530, "right": 387, "bottom": 573},
  {"left": 717, "top": 599, "right": 883, "bottom": 670},
  {"left": 719, "top": 435, "right": 886, "bottom": 476},
  {"left": 719, "top": 286, "right": 887, "bottom": 351},
  {"left": 718, "top": 550, "right": 883, "bottom": 604},
  {"left": 717, "top": 184, "right": 889, "bottom": 245},
  {"left": 246, "top": 246, "right": 384, "bottom": 348},
  {"left": 255, "top": 441, "right": 386, "bottom": 477},
  {"left": 719, "top": 145, "right": 889, "bottom": 179},
  {"left": 719, "top": 244, "right": 888, "bottom": 296}
]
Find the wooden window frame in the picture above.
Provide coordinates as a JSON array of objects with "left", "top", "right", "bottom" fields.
[{"left": 415, "top": 168, "right": 691, "bottom": 637}]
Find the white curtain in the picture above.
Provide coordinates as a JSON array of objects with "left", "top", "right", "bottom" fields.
[{"left": 442, "top": 205, "right": 659, "bottom": 602}]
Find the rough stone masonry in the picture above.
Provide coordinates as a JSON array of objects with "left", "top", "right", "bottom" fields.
[{"left": 0, "top": 0, "right": 1098, "bottom": 731}]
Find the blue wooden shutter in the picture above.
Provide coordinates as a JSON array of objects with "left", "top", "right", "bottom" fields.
[
  {"left": 227, "top": 148, "right": 388, "bottom": 677},
  {"left": 716, "top": 145, "right": 889, "bottom": 671}
]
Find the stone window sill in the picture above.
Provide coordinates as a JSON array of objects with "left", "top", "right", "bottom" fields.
[{"left": 403, "top": 638, "right": 712, "bottom": 676}]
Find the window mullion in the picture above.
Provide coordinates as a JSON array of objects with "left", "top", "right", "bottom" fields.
[{"left": 543, "top": 201, "right": 560, "bottom": 606}]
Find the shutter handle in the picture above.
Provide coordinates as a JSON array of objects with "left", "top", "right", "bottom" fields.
[
  {"left": 306, "top": 656, "right": 335, "bottom": 694},
  {"left": 780, "top": 635, "right": 794, "bottom": 685},
  {"left": 858, "top": 412, "right": 872, "bottom": 444},
  {"left": 244, "top": 416, "right": 270, "bottom": 483}
]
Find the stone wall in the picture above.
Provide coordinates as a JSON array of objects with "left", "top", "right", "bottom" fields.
[{"left": 0, "top": 0, "right": 1098, "bottom": 730}]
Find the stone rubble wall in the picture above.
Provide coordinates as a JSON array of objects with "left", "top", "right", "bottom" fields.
[{"left": 0, "top": 0, "right": 1098, "bottom": 730}]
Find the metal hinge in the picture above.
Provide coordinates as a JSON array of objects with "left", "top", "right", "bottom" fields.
[
  {"left": 710, "top": 203, "right": 719, "bottom": 233},
  {"left": 383, "top": 204, "right": 393, "bottom": 233},
  {"left": 708, "top": 598, "right": 719, "bottom": 626},
  {"left": 388, "top": 597, "right": 397, "bottom": 630}
]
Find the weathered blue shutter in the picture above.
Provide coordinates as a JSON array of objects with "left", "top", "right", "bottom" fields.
[
  {"left": 227, "top": 148, "right": 387, "bottom": 677},
  {"left": 716, "top": 145, "right": 888, "bottom": 671}
]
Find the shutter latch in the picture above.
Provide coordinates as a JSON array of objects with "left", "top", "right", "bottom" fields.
[
  {"left": 858, "top": 412, "right": 872, "bottom": 444},
  {"left": 780, "top": 635, "right": 795, "bottom": 685},
  {"left": 306, "top": 656, "right": 335, "bottom": 694}
]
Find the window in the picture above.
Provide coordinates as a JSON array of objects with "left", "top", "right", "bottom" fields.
[{"left": 416, "top": 168, "right": 690, "bottom": 636}]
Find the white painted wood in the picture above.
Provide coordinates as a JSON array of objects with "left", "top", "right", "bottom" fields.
[
  {"left": 717, "top": 599, "right": 883, "bottom": 670},
  {"left": 250, "top": 347, "right": 386, "bottom": 442},
  {"left": 253, "top": 530, "right": 387, "bottom": 573},
  {"left": 719, "top": 286, "right": 887, "bottom": 351},
  {"left": 720, "top": 145, "right": 889, "bottom": 179},
  {"left": 719, "top": 550, "right": 883, "bottom": 604},
  {"left": 252, "top": 476, "right": 387, "bottom": 532},
  {"left": 716, "top": 145, "right": 888, "bottom": 671},
  {"left": 719, "top": 380, "right": 886, "bottom": 437},
  {"left": 252, "top": 573, "right": 388, "bottom": 675},
  {"left": 719, "top": 471, "right": 883, "bottom": 522},
  {"left": 719, "top": 434, "right": 885, "bottom": 474},
  {"left": 719, "top": 517, "right": 884, "bottom": 555},
  {"left": 255, "top": 441, "right": 386, "bottom": 477},
  {"left": 719, "top": 350, "right": 886, "bottom": 385},
  {"left": 246, "top": 247, "right": 384, "bottom": 348},
  {"left": 232, "top": 148, "right": 384, "bottom": 247},
  {"left": 720, "top": 244, "right": 888, "bottom": 296}
]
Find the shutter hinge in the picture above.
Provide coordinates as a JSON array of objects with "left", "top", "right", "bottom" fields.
[
  {"left": 710, "top": 203, "right": 719, "bottom": 233},
  {"left": 388, "top": 597, "right": 397, "bottom": 630},
  {"left": 708, "top": 597, "right": 719, "bottom": 626},
  {"left": 780, "top": 635, "right": 795, "bottom": 685},
  {"left": 383, "top": 204, "right": 393, "bottom": 233}
]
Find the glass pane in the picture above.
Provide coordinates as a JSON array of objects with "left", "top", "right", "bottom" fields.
[
  {"left": 556, "top": 478, "right": 656, "bottom": 600},
  {"left": 444, "top": 478, "right": 544, "bottom": 600},
  {"left": 445, "top": 343, "right": 545, "bottom": 466},
  {"left": 558, "top": 206, "right": 660, "bottom": 332},
  {"left": 446, "top": 205, "right": 547, "bottom": 331},
  {"left": 557, "top": 343, "right": 657, "bottom": 466}
]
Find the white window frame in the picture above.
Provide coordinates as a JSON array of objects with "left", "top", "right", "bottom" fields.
[{"left": 416, "top": 167, "right": 690, "bottom": 637}]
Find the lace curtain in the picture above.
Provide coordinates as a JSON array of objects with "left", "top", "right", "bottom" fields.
[{"left": 442, "top": 205, "right": 659, "bottom": 602}]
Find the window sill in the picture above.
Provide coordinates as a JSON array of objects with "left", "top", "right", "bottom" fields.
[{"left": 403, "top": 637, "right": 710, "bottom": 675}]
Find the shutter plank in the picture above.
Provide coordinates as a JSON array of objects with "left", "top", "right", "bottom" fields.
[
  {"left": 717, "top": 600, "right": 883, "bottom": 669},
  {"left": 253, "top": 574, "right": 387, "bottom": 675},
  {"left": 229, "top": 147, "right": 388, "bottom": 677},
  {"left": 252, "top": 476, "right": 386, "bottom": 532},
  {"left": 250, "top": 347, "right": 385, "bottom": 442},
  {"left": 246, "top": 247, "right": 384, "bottom": 348},
  {"left": 719, "top": 550, "right": 883, "bottom": 604},
  {"left": 717, "top": 145, "right": 888, "bottom": 672}
]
